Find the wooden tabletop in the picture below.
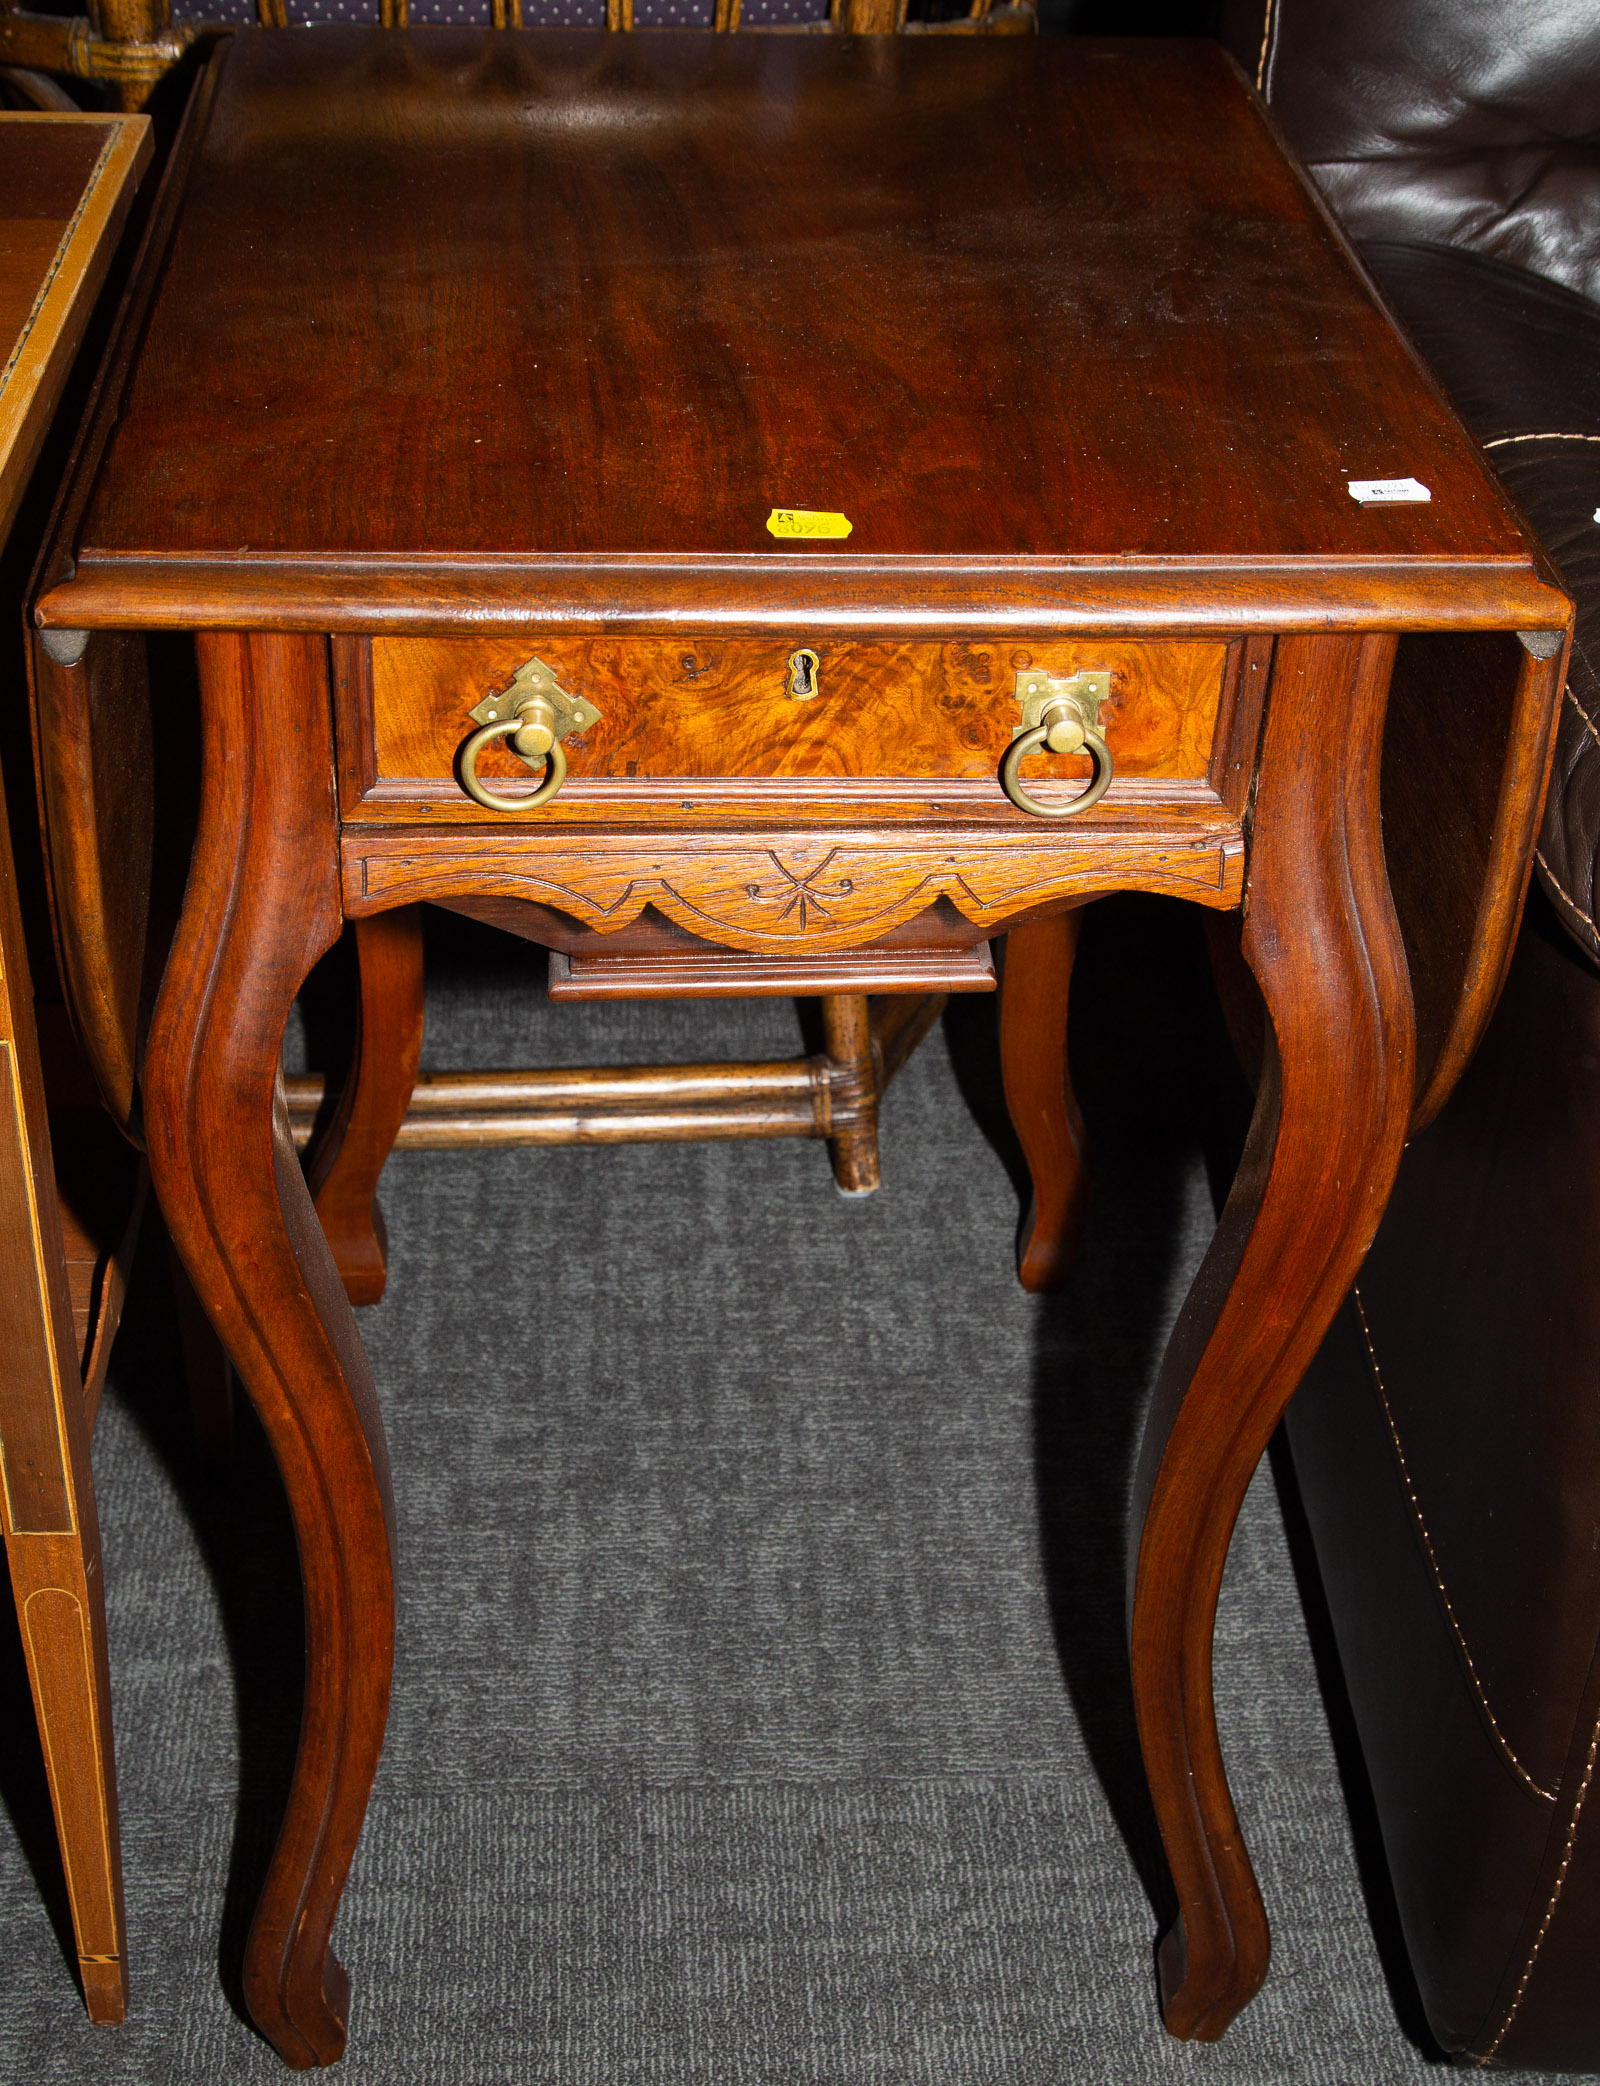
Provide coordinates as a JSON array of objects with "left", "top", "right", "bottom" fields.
[
  {"left": 46, "top": 31, "right": 1554, "bottom": 633},
  {"left": 0, "top": 112, "right": 150, "bottom": 545}
]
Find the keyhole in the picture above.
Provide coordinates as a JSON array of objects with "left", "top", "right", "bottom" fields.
[{"left": 785, "top": 647, "right": 820, "bottom": 701}]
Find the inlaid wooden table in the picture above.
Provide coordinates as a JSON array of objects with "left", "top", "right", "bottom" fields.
[
  {"left": 1, "top": 105, "right": 149, "bottom": 2024},
  {"left": 29, "top": 28, "right": 1571, "bottom": 2069}
]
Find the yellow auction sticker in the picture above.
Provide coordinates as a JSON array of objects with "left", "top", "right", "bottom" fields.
[{"left": 767, "top": 508, "right": 853, "bottom": 540}]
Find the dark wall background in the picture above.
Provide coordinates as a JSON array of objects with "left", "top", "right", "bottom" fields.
[
  {"left": 1043, "top": 0, "right": 1218, "bottom": 30},
  {"left": 916, "top": 0, "right": 1218, "bottom": 34}
]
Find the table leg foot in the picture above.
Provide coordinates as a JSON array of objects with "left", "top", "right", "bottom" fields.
[
  {"left": 1129, "top": 635, "right": 1414, "bottom": 2042},
  {"left": 1000, "top": 909, "right": 1088, "bottom": 1292},
  {"left": 821, "top": 994, "right": 880, "bottom": 1194},
  {"left": 308, "top": 907, "right": 425, "bottom": 1307},
  {"left": 143, "top": 635, "right": 396, "bottom": 2070}
]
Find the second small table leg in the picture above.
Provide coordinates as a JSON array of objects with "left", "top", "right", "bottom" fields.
[
  {"left": 1000, "top": 907, "right": 1089, "bottom": 1292},
  {"left": 308, "top": 906, "right": 425, "bottom": 1306},
  {"left": 821, "top": 993, "right": 880, "bottom": 1195},
  {"left": 1128, "top": 633, "right": 1415, "bottom": 2040}
]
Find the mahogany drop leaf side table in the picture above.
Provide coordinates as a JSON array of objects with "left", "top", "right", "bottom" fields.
[{"left": 29, "top": 27, "right": 1570, "bottom": 2068}]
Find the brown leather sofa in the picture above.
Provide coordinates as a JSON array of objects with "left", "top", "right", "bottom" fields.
[{"left": 1215, "top": 0, "right": 1600, "bottom": 2068}]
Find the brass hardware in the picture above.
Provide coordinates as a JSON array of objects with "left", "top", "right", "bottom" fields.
[
  {"left": 467, "top": 656, "right": 600, "bottom": 740},
  {"left": 1014, "top": 668, "right": 1110, "bottom": 738},
  {"left": 461, "top": 716, "right": 568, "bottom": 811},
  {"left": 1001, "top": 669, "right": 1114, "bottom": 818},
  {"left": 458, "top": 657, "right": 601, "bottom": 814},
  {"left": 785, "top": 647, "right": 821, "bottom": 700}
]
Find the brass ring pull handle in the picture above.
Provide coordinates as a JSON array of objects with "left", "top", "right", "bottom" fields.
[
  {"left": 1000, "top": 695, "right": 1113, "bottom": 819},
  {"left": 457, "top": 660, "right": 602, "bottom": 813},
  {"left": 459, "top": 698, "right": 569, "bottom": 812}
]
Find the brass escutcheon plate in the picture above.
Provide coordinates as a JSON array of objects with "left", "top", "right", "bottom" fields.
[
  {"left": 470, "top": 656, "right": 601, "bottom": 744},
  {"left": 1012, "top": 669, "right": 1110, "bottom": 740}
]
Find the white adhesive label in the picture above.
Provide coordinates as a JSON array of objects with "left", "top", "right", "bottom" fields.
[{"left": 1348, "top": 477, "right": 1432, "bottom": 504}]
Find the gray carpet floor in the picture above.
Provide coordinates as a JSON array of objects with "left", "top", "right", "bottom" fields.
[{"left": 0, "top": 899, "right": 1566, "bottom": 2082}]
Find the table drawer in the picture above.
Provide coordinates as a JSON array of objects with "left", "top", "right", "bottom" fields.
[{"left": 342, "top": 635, "right": 1233, "bottom": 823}]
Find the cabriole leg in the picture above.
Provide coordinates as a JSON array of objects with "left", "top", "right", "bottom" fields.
[
  {"left": 1129, "top": 634, "right": 1414, "bottom": 2040},
  {"left": 143, "top": 633, "right": 396, "bottom": 2070}
]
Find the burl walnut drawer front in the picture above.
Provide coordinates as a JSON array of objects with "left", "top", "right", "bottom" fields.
[{"left": 344, "top": 635, "right": 1233, "bottom": 823}]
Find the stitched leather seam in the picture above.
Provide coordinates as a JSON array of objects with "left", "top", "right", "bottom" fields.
[
  {"left": 1483, "top": 432, "right": 1600, "bottom": 448},
  {"left": 1535, "top": 850, "right": 1597, "bottom": 939},
  {"left": 1536, "top": 688, "right": 1593, "bottom": 941},
  {"left": 1477, "top": 1712, "right": 1600, "bottom": 2065},
  {"left": 1448, "top": 390, "right": 1600, "bottom": 2066},
  {"left": 1561, "top": 682, "right": 1600, "bottom": 757},
  {"left": 1352, "top": 1288, "right": 1558, "bottom": 1803}
]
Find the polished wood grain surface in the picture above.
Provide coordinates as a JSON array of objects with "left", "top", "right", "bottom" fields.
[
  {"left": 45, "top": 554, "right": 1570, "bottom": 637},
  {"left": 1129, "top": 632, "right": 1414, "bottom": 2038},
  {"left": 342, "top": 818, "right": 1247, "bottom": 944},
  {"left": 0, "top": 114, "right": 149, "bottom": 541},
  {"left": 29, "top": 63, "right": 223, "bottom": 1151},
  {"left": 287, "top": 1061, "right": 834, "bottom": 1148},
  {"left": 1382, "top": 632, "right": 1563, "bottom": 1131},
  {"left": 32, "top": 630, "right": 155, "bottom": 1139},
  {"left": 364, "top": 635, "right": 1228, "bottom": 811},
  {"left": 1000, "top": 908, "right": 1088, "bottom": 1292},
  {"left": 546, "top": 938, "right": 993, "bottom": 995},
  {"left": 304, "top": 908, "right": 424, "bottom": 1309},
  {"left": 141, "top": 633, "right": 396, "bottom": 2070},
  {"left": 0, "top": 125, "right": 105, "bottom": 362},
  {"left": 49, "top": 30, "right": 1545, "bottom": 634},
  {"left": 0, "top": 779, "right": 131, "bottom": 2028},
  {"left": 427, "top": 886, "right": 997, "bottom": 958}
]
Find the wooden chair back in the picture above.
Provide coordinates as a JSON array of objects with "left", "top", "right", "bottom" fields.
[{"left": 0, "top": 0, "right": 1034, "bottom": 112}]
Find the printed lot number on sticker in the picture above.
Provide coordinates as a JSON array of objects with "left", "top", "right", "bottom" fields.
[
  {"left": 767, "top": 508, "right": 853, "bottom": 539},
  {"left": 1348, "top": 477, "right": 1432, "bottom": 504}
]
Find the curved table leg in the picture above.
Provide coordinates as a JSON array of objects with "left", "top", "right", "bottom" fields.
[
  {"left": 1129, "top": 633, "right": 1415, "bottom": 2041},
  {"left": 307, "top": 907, "right": 425, "bottom": 1306},
  {"left": 143, "top": 634, "right": 396, "bottom": 2070},
  {"left": 1000, "top": 907, "right": 1088, "bottom": 1292}
]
